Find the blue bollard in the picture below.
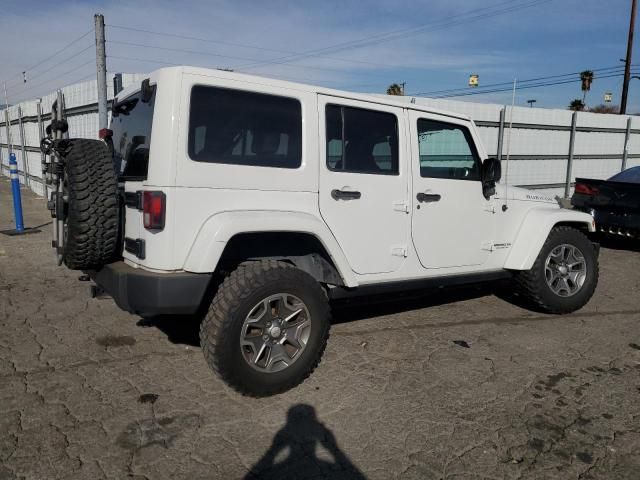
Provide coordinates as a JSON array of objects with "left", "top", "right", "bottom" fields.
[{"left": 9, "top": 153, "right": 25, "bottom": 232}]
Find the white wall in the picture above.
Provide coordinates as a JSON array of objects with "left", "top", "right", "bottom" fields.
[
  {"left": 1, "top": 79, "right": 637, "bottom": 197},
  {"left": 0, "top": 73, "right": 146, "bottom": 195}
]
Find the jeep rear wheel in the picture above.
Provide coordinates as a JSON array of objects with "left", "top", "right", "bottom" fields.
[
  {"left": 200, "top": 260, "right": 330, "bottom": 397},
  {"left": 60, "top": 139, "right": 119, "bottom": 270},
  {"left": 514, "top": 226, "right": 599, "bottom": 314}
]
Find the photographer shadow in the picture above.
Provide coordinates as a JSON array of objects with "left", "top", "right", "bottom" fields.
[{"left": 245, "top": 404, "right": 366, "bottom": 480}]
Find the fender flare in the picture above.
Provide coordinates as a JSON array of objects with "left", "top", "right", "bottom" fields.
[
  {"left": 504, "top": 207, "right": 596, "bottom": 271},
  {"left": 182, "top": 210, "right": 358, "bottom": 287}
]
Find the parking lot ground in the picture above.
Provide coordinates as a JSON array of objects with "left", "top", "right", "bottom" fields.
[{"left": 1, "top": 177, "right": 640, "bottom": 480}]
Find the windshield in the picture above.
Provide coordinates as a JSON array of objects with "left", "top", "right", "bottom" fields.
[
  {"left": 111, "top": 86, "right": 155, "bottom": 180},
  {"left": 608, "top": 166, "right": 640, "bottom": 184}
]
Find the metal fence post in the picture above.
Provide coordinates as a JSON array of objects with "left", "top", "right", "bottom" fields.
[
  {"left": 37, "top": 101, "right": 45, "bottom": 178},
  {"left": 3, "top": 109, "right": 11, "bottom": 157},
  {"left": 17, "top": 106, "right": 29, "bottom": 187},
  {"left": 496, "top": 107, "right": 505, "bottom": 161},
  {"left": 564, "top": 111, "right": 578, "bottom": 198},
  {"left": 622, "top": 116, "right": 632, "bottom": 172}
]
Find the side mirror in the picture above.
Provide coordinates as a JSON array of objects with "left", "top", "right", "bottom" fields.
[
  {"left": 141, "top": 78, "right": 154, "bottom": 103},
  {"left": 481, "top": 158, "right": 501, "bottom": 199}
]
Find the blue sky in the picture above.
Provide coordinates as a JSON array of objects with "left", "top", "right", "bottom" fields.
[{"left": 0, "top": 0, "right": 638, "bottom": 111}]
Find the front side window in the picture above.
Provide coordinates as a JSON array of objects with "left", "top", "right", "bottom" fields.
[
  {"left": 417, "top": 119, "right": 480, "bottom": 180},
  {"left": 326, "top": 104, "right": 399, "bottom": 175},
  {"left": 188, "top": 86, "right": 302, "bottom": 169}
]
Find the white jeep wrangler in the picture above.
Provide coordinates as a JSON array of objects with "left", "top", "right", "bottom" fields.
[{"left": 46, "top": 67, "right": 599, "bottom": 397}]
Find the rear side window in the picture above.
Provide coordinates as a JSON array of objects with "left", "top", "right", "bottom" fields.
[
  {"left": 111, "top": 88, "right": 155, "bottom": 180},
  {"left": 188, "top": 86, "right": 302, "bottom": 169},
  {"left": 326, "top": 104, "right": 399, "bottom": 175},
  {"left": 417, "top": 119, "right": 480, "bottom": 180}
]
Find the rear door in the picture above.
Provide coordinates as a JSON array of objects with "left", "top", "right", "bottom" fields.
[{"left": 318, "top": 96, "right": 410, "bottom": 275}]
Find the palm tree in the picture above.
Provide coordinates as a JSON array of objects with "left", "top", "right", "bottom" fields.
[
  {"left": 580, "top": 70, "right": 594, "bottom": 104},
  {"left": 569, "top": 99, "right": 585, "bottom": 111},
  {"left": 386, "top": 83, "right": 403, "bottom": 96}
]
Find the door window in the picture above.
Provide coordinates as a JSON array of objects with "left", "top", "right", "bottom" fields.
[
  {"left": 326, "top": 104, "right": 398, "bottom": 175},
  {"left": 417, "top": 119, "right": 480, "bottom": 180}
]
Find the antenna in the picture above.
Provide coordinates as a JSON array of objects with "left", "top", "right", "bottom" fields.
[{"left": 502, "top": 78, "right": 517, "bottom": 212}]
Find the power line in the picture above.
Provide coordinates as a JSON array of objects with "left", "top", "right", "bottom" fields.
[
  {"left": 107, "top": 0, "right": 552, "bottom": 76},
  {"left": 430, "top": 72, "right": 638, "bottom": 99},
  {"left": 408, "top": 65, "right": 631, "bottom": 97},
  {"left": 236, "top": 0, "right": 530, "bottom": 69},
  {"left": 0, "top": 29, "right": 93, "bottom": 86},
  {"left": 5, "top": 44, "right": 94, "bottom": 93},
  {"left": 106, "top": 24, "right": 394, "bottom": 69},
  {"left": 106, "top": 40, "right": 357, "bottom": 75},
  {"left": 236, "top": 0, "right": 554, "bottom": 71},
  {"left": 9, "top": 59, "right": 95, "bottom": 104}
]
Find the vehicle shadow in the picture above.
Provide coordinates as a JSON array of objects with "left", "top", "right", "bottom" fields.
[
  {"left": 137, "top": 314, "right": 202, "bottom": 347},
  {"left": 331, "top": 283, "right": 497, "bottom": 324},
  {"left": 244, "top": 404, "right": 367, "bottom": 480},
  {"left": 139, "top": 283, "right": 499, "bottom": 347}
]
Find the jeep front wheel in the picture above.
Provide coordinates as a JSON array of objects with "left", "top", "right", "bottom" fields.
[
  {"left": 514, "top": 226, "right": 599, "bottom": 314},
  {"left": 200, "top": 260, "right": 330, "bottom": 397}
]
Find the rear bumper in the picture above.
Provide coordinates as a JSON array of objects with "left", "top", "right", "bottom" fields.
[
  {"left": 591, "top": 209, "right": 640, "bottom": 234},
  {"left": 89, "top": 262, "right": 211, "bottom": 315}
]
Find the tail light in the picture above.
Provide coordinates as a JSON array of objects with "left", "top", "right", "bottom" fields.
[
  {"left": 574, "top": 183, "right": 599, "bottom": 195},
  {"left": 99, "top": 128, "right": 113, "bottom": 139},
  {"left": 143, "top": 191, "right": 165, "bottom": 230}
]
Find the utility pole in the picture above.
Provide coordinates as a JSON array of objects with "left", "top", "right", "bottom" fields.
[
  {"left": 94, "top": 13, "right": 108, "bottom": 131},
  {"left": 527, "top": 99, "right": 537, "bottom": 108},
  {"left": 621, "top": 0, "right": 637, "bottom": 114}
]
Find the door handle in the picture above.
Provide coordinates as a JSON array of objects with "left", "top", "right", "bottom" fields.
[
  {"left": 332, "top": 189, "right": 362, "bottom": 200},
  {"left": 416, "top": 192, "right": 441, "bottom": 203}
]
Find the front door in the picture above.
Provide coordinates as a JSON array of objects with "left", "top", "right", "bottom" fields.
[
  {"left": 318, "top": 96, "right": 409, "bottom": 275},
  {"left": 409, "top": 111, "right": 495, "bottom": 269}
]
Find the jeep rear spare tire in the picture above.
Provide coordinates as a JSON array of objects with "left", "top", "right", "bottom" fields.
[
  {"left": 200, "top": 260, "right": 331, "bottom": 397},
  {"left": 61, "top": 139, "right": 119, "bottom": 270}
]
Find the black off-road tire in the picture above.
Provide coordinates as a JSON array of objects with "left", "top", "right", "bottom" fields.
[
  {"left": 513, "top": 226, "right": 599, "bottom": 314},
  {"left": 200, "top": 260, "right": 331, "bottom": 397},
  {"left": 62, "top": 139, "right": 119, "bottom": 270}
]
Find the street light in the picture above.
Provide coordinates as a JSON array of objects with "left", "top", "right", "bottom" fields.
[{"left": 527, "top": 99, "right": 537, "bottom": 108}]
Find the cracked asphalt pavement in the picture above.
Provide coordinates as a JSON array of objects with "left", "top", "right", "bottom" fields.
[{"left": 1, "top": 178, "right": 640, "bottom": 479}]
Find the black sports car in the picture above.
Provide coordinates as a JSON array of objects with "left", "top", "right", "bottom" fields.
[{"left": 571, "top": 166, "right": 640, "bottom": 238}]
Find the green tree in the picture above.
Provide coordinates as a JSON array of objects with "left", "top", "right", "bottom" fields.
[
  {"left": 580, "top": 70, "right": 594, "bottom": 104},
  {"left": 386, "top": 83, "right": 403, "bottom": 96},
  {"left": 569, "top": 99, "right": 585, "bottom": 111}
]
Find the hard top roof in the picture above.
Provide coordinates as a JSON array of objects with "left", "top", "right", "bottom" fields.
[{"left": 119, "top": 66, "right": 472, "bottom": 122}]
